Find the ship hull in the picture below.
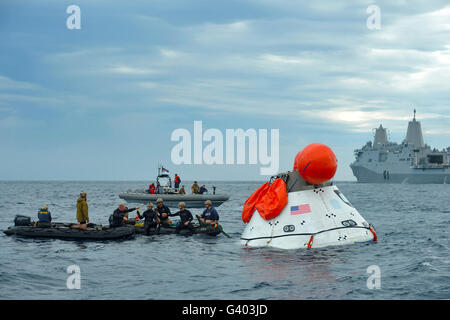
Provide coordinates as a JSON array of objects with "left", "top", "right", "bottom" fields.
[{"left": 351, "top": 165, "right": 450, "bottom": 184}]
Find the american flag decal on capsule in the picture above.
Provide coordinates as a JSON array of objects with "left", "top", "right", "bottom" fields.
[{"left": 290, "top": 204, "right": 311, "bottom": 215}]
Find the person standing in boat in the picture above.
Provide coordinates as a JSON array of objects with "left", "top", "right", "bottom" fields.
[
  {"left": 172, "top": 202, "right": 194, "bottom": 233},
  {"left": 155, "top": 198, "right": 172, "bottom": 225},
  {"left": 34, "top": 205, "right": 52, "bottom": 227},
  {"left": 191, "top": 181, "right": 200, "bottom": 194},
  {"left": 111, "top": 203, "right": 140, "bottom": 227},
  {"left": 72, "top": 192, "right": 89, "bottom": 230},
  {"left": 197, "top": 200, "right": 219, "bottom": 225},
  {"left": 174, "top": 174, "right": 181, "bottom": 189},
  {"left": 148, "top": 183, "right": 156, "bottom": 194},
  {"left": 139, "top": 202, "right": 160, "bottom": 235}
]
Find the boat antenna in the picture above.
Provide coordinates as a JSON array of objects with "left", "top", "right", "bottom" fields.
[{"left": 413, "top": 108, "right": 416, "bottom": 120}]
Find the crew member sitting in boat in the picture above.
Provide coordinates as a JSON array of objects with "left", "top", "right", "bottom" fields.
[
  {"left": 174, "top": 174, "right": 181, "bottom": 189},
  {"left": 110, "top": 203, "right": 140, "bottom": 227},
  {"left": 199, "top": 185, "right": 208, "bottom": 194},
  {"left": 172, "top": 202, "right": 194, "bottom": 233},
  {"left": 139, "top": 202, "right": 160, "bottom": 235},
  {"left": 148, "top": 183, "right": 156, "bottom": 194},
  {"left": 155, "top": 198, "right": 172, "bottom": 225},
  {"left": 34, "top": 205, "right": 52, "bottom": 227},
  {"left": 197, "top": 200, "right": 219, "bottom": 225},
  {"left": 178, "top": 185, "right": 186, "bottom": 194},
  {"left": 191, "top": 181, "right": 200, "bottom": 194}
]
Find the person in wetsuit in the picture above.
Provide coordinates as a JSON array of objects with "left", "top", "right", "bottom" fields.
[
  {"left": 155, "top": 198, "right": 172, "bottom": 225},
  {"left": 139, "top": 202, "right": 160, "bottom": 235},
  {"left": 172, "top": 202, "right": 194, "bottom": 234},
  {"left": 111, "top": 203, "right": 140, "bottom": 227}
]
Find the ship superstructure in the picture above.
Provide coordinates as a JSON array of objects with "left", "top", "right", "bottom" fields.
[{"left": 350, "top": 111, "right": 450, "bottom": 183}]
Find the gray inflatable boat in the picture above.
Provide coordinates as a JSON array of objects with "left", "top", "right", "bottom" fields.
[
  {"left": 120, "top": 168, "right": 230, "bottom": 207},
  {"left": 119, "top": 190, "right": 230, "bottom": 208}
]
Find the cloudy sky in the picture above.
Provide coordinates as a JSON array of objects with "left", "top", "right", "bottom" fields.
[{"left": 1, "top": 0, "right": 449, "bottom": 181}]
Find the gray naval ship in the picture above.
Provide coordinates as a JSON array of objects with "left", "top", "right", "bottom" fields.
[{"left": 350, "top": 110, "right": 450, "bottom": 184}]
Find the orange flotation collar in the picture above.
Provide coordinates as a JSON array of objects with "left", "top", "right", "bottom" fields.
[
  {"left": 242, "top": 178, "right": 288, "bottom": 223},
  {"left": 307, "top": 235, "right": 314, "bottom": 248},
  {"left": 369, "top": 227, "right": 378, "bottom": 242}
]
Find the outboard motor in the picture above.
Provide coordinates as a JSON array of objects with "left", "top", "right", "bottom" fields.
[{"left": 14, "top": 215, "right": 32, "bottom": 226}]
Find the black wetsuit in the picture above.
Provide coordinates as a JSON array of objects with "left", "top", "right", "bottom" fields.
[
  {"left": 155, "top": 205, "right": 171, "bottom": 223},
  {"left": 141, "top": 209, "right": 160, "bottom": 235},
  {"left": 111, "top": 207, "right": 137, "bottom": 227},
  {"left": 172, "top": 209, "right": 194, "bottom": 233}
]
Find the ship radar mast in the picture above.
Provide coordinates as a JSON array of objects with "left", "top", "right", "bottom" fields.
[
  {"left": 373, "top": 124, "right": 388, "bottom": 146},
  {"left": 404, "top": 108, "right": 424, "bottom": 148}
]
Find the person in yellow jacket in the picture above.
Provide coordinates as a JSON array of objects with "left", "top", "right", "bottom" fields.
[
  {"left": 191, "top": 181, "right": 200, "bottom": 194},
  {"left": 72, "top": 192, "right": 89, "bottom": 230}
]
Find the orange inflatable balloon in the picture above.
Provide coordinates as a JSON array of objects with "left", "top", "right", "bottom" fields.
[{"left": 295, "top": 143, "right": 337, "bottom": 185}]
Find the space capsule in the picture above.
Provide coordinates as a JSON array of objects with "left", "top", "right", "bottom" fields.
[{"left": 241, "top": 143, "right": 377, "bottom": 249}]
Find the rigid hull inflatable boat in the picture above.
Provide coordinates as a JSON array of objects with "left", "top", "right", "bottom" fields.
[
  {"left": 119, "top": 191, "right": 230, "bottom": 208},
  {"left": 119, "top": 168, "right": 230, "bottom": 208}
]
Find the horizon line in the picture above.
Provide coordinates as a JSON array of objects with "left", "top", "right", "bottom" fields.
[{"left": 0, "top": 179, "right": 357, "bottom": 182}]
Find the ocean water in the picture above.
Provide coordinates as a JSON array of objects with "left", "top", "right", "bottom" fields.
[{"left": 0, "top": 181, "right": 449, "bottom": 300}]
